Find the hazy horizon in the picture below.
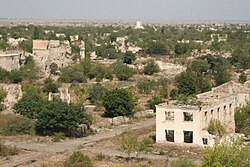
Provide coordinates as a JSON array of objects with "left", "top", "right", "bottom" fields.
[{"left": 0, "top": 0, "right": 250, "bottom": 21}]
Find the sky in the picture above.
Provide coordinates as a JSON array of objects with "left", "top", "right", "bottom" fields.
[{"left": 0, "top": 0, "right": 250, "bottom": 21}]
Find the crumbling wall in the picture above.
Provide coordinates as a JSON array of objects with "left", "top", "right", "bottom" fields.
[{"left": 0, "top": 84, "right": 22, "bottom": 113}]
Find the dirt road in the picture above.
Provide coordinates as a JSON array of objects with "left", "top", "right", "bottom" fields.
[{"left": 4, "top": 118, "right": 155, "bottom": 153}]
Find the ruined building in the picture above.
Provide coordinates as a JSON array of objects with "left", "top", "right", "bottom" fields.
[
  {"left": 48, "top": 84, "right": 71, "bottom": 104},
  {"left": 0, "top": 51, "right": 22, "bottom": 71},
  {"left": 156, "top": 81, "right": 250, "bottom": 147},
  {"left": 32, "top": 40, "right": 72, "bottom": 73}
]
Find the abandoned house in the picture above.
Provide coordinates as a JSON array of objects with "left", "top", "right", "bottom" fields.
[
  {"left": 48, "top": 85, "right": 71, "bottom": 104},
  {"left": 156, "top": 81, "right": 250, "bottom": 147},
  {"left": 0, "top": 51, "right": 22, "bottom": 71},
  {"left": 32, "top": 40, "right": 72, "bottom": 73}
]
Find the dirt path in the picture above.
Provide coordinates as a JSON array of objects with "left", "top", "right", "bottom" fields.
[
  {"left": 1, "top": 118, "right": 156, "bottom": 167},
  {"left": 4, "top": 118, "right": 155, "bottom": 153}
]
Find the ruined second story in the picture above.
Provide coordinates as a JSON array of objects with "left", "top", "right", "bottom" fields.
[
  {"left": 0, "top": 51, "right": 22, "bottom": 71},
  {"left": 156, "top": 81, "right": 250, "bottom": 147}
]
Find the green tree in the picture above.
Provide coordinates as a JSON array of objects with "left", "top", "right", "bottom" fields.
[
  {"left": 0, "top": 40, "right": 9, "bottom": 49},
  {"left": 18, "top": 39, "right": 33, "bottom": 53},
  {"left": 143, "top": 60, "right": 160, "bottom": 75},
  {"left": 235, "top": 102, "right": 250, "bottom": 135},
  {"left": 50, "top": 63, "right": 58, "bottom": 75},
  {"left": 146, "top": 41, "right": 167, "bottom": 55},
  {"left": 64, "top": 151, "right": 93, "bottom": 167},
  {"left": 102, "top": 88, "right": 135, "bottom": 117},
  {"left": 32, "top": 27, "right": 40, "bottom": 39},
  {"left": 147, "top": 96, "right": 165, "bottom": 112},
  {"left": 13, "top": 92, "right": 43, "bottom": 119},
  {"left": 116, "top": 130, "right": 139, "bottom": 158},
  {"left": 202, "top": 141, "right": 250, "bottom": 167},
  {"left": 20, "top": 56, "right": 39, "bottom": 81},
  {"left": 239, "top": 72, "right": 247, "bottom": 84},
  {"left": 137, "top": 79, "right": 156, "bottom": 94},
  {"left": 174, "top": 43, "right": 189, "bottom": 55},
  {"left": 0, "top": 68, "right": 10, "bottom": 82},
  {"left": 207, "top": 119, "right": 226, "bottom": 139},
  {"left": 123, "top": 51, "right": 136, "bottom": 64},
  {"left": 9, "top": 70, "right": 22, "bottom": 83},
  {"left": 36, "top": 101, "right": 91, "bottom": 135},
  {"left": 43, "top": 78, "right": 58, "bottom": 93},
  {"left": 112, "top": 62, "right": 136, "bottom": 81},
  {"left": 88, "top": 83, "right": 107, "bottom": 104},
  {"left": 116, "top": 130, "right": 153, "bottom": 158}
]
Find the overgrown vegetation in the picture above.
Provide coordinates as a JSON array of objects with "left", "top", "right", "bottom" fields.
[
  {"left": 64, "top": 151, "right": 93, "bottom": 167},
  {"left": 102, "top": 88, "right": 136, "bottom": 117},
  {"left": 202, "top": 141, "right": 250, "bottom": 167},
  {"left": 235, "top": 102, "right": 250, "bottom": 136},
  {"left": 13, "top": 93, "right": 92, "bottom": 136}
]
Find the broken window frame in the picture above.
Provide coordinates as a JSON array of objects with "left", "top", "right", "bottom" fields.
[
  {"left": 183, "top": 112, "right": 193, "bottom": 122},
  {"left": 202, "top": 138, "right": 208, "bottom": 145},
  {"left": 165, "top": 111, "right": 174, "bottom": 121},
  {"left": 165, "top": 130, "right": 174, "bottom": 142},
  {"left": 183, "top": 131, "right": 193, "bottom": 143}
]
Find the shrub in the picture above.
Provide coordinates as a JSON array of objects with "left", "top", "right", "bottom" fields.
[
  {"left": 0, "top": 115, "right": 35, "bottom": 136},
  {"left": 239, "top": 72, "right": 247, "bottom": 84},
  {"left": 175, "top": 157, "right": 196, "bottom": 167},
  {"left": 207, "top": 119, "right": 226, "bottom": 139},
  {"left": 147, "top": 96, "right": 165, "bottom": 112},
  {"left": 202, "top": 141, "right": 250, "bottom": 167},
  {"left": 52, "top": 132, "right": 66, "bottom": 142},
  {"left": 88, "top": 83, "right": 107, "bottom": 104},
  {"left": 43, "top": 78, "right": 58, "bottom": 93},
  {"left": 112, "top": 62, "right": 136, "bottom": 81},
  {"left": 143, "top": 60, "right": 160, "bottom": 75},
  {"left": 137, "top": 79, "right": 156, "bottom": 94},
  {"left": 95, "top": 153, "right": 106, "bottom": 161},
  {"left": 102, "top": 88, "right": 136, "bottom": 117},
  {"left": 123, "top": 51, "right": 136, "bottom": 64},
  {"left": 64, "top": 151, "right": 93, "bottom": 167},
  {"left": 0, "top": 86, "right": 7, "bottom": 102}
]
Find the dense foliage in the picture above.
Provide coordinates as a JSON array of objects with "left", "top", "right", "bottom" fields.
[
  {"left": 202, "top": 141, "right": 250, "bottom": 167},
  {"left": 235, "top": 102, "right": 250, "bottom": 135},
  {"left": 102, "top": 88, "right": 136, "bottom": 117},
  {"left": 175, "top": 55, "right": 231, "bottom": 96},
  {"left": 64, "top": 151, "right": 93, "bottom": 167},
  {"left": 143, "top": 60, "right": 160, "bottom": 75},
  {"left": 13, "top": 93, "right": 91, "bottom": 136}
]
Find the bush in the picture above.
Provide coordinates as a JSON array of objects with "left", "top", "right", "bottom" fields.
[
  {"left": 207, "top": 119, "right": 226, "bottom": 139},
  {"left": 0, "top": 115, "right": 35, "bottom": 136},
  {"left": 143, "top": 60, "right": 160, "bottom": 75},
  {"left": 137, "top": 79, "right": 156, "bottom": 94},
  {"left": 239, "top": 72, "right": 247, "bottom": 84},
  {"left": 123, "top": 51, "right": 136, "bottom": 64},
  {"left": 0, "top": 143, "right": 19, "bottom": 157},
  {"left": 88, "top": 83, "right": 107, "bottom": 104},
  {"left": 102, "top": 88, "right": 136, "bottom": 117},
  {"left": 112, "top": 62, "right": 136, "bottom": 81},
  {"left": 175, "top": 157, "right": 196, "bottom": 167},
  {"left": 64, "top": 151, "right": 93, "bottom": 167},
  {"left": 43, "top": 78, "right": 58, "bottom": 93},
  {"left": 202, "top": 141, "right": 250, "bottom": 167},
  {"left": 147, "top": 96, "right": 165, "bottom": 112},
  {"left": 235, "top": 103, "right": 250, "bottom": 135},
  {"left": 52, "top": 132, "right": 66, "bottom": 142}
]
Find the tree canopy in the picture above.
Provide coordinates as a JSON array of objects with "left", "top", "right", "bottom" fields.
[{"left": 102, "top": 88, "right": 136, "bottom": 117}]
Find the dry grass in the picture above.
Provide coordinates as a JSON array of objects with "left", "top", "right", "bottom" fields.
[{"left": 0, "top": 143, "right": 19, "bottom": 157}]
